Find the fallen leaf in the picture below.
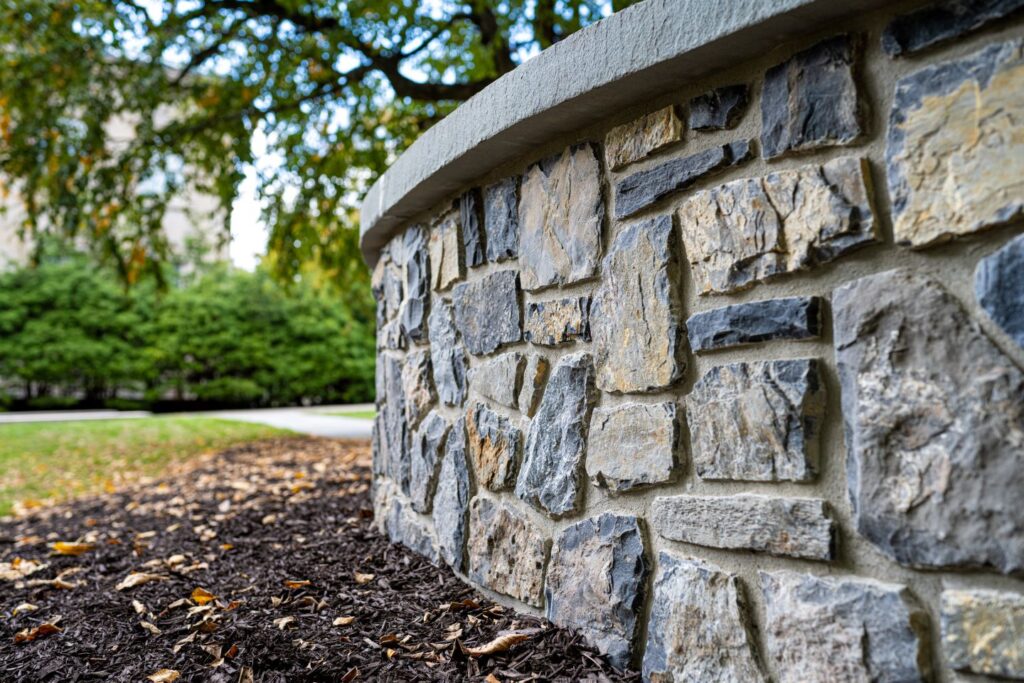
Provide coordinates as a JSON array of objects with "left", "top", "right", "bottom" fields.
[
  {"left": 132, "top": 600, "right": 147, "bottom": 615},
  {"left": 273, "top": 616, "right": 295, "bottom": 630},
  {"left": 0, "top": 558, "right": 47, "bottom": 582},
  {"left": 354, "top": 572, "right": 374, "bottom": 585},
  {"left": 172, "top": 632, "right": 196, "bottom": 653},
  {"left": 224, "top": 643, "right": 239, "bottom": 659},
  {"left": 116, "top": 573, "right": 168, "bottom": 591},
  {"left": 12, "top": 603, "right": 38, "bottom": 616},
  {"left": 486, "top": 675, "right": 501, "bottom": 683},
  {"left": 51, "top": 542, "right": 95, "bottom": 556},
  {"left": 191, "top": 587, "right": 216, "bottom": 605},
  {"left": 284, "top": 579, "right": 311, "bottom": 589},
  {"left": 14, "top": 622, "right": 61, "bottom": 644},
  {"left": 146, "top": 670, "right": 180, "bottom": 683},
  {"left": 333, "top": 616, "right": 356, "bottom": 626},
  {"left": 140, "top": 621, "right": 162, "bottom": 635},
  {"left": 462, "top": 631, "right": 533, "bottom": 657},
  {"left": 220, "top": 543, "right": 234, "bottom": 551},
  {"left": 386, "top": 648, "right": 397, "bottom": 659},
  {"left": 238, "top": 666, "right": 255, "bottom": 683}
]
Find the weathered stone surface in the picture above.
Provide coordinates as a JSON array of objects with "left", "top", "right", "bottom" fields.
[
  {"left": 687, "top": 359, "right": 823, "bottom": 482},
  {"left": 408, "top": 411, "right": 449, "bottom": 513},
  {"left": 887, "top": 39, "right": 1024, "bottom": 247},
  {"left": 468, "top": 352, "right": 523, "bottom": 409},
  {"left": 545, "top": 514, "right": 648, "bottom": 670},
  {"left": 432, "top": 417, "right": 471, "bottom": 571},
  {"left": 761, "top": 571, "right": 928, "bottom": 683},
  {"left": 427, "top": 298, "right": 467, "bottom": 407},
  {"left": 587, "top": 402, "right": 678, "bottom": 493},
  {"left": 591, "top": 216, "right": 684, "bottom": 393},
  {"left": 380, "top": 354, "right": 409, "bottom": 493},
  {"left": 686, "top": 296, "right": 822, "bottom": 352},
  {"left": 604, "top": 106, "right": 682, "bottom": 171},
  {"left": 466, "top": 403, "right": 521, "bottom": 491},
  {"left": 379, "top": 319, "right": 405, "bottom": 351},
  {"left": 398, "top": 225, "right": 430, "bottom": 344},
  {"left": 615, "top": 140, "right": 752, "bottom": 219},
  {"left": 386, "top": 495, "right": 440, "bottom": 564},
  {"left": 689, "top": 84, "right": 749, "bottom": 131},
  {"left": 883, "top": 0, "right": 1024, "bottom": 57},
  {"left": 483, "top": 177, "right": 519, "bottom": 263},
  {"left": 460, "top": 189, "right": 485, "bottom": 268},
  {"left": 518, "top": 144, "right": 604, "bottom": 291},
  {"left": 652, "top": 494, "right": 835, "bottom": 560},
  {"left": 834, "top": 269, "right": 1024, "bottom": 573},
  {"left": 679, "top": 156, "right": 877, "bottom": 295},
  {"left": 466, "top": 497, "right": 548, "bottom": 607},
  {"left": 452, "top": 270, "right": 522, "bottom": 355},
  {"left": 942, "top": 588, "right": 1024, "bottom": 678},
  {"left": 401, "top": 349, "right": 435, "bottom": 431},
  {"left": 372, "top": 477, "right": 397, "bottom": 535},
  {"left": 428, "top": 208, "right": 463, "bottom": 292},
  {"left": 372, "top": 244, "right": 406, "bottom": 352},
  {"left": 643, "top": 553, "right": 766, "bottom": 683},
  {"left": 976, "top": 234, "right": 1024, "bottom": 349},
  {"left": 524, "top": 296, "right": 590, "bottom": 346},
  {"left": 517, "top": 354, "right": 549, "bottom": 418},
  {"left": 761, "top": 34, "right": 863, "bottom": 159},
  {"left": 516, "top": 353, "right": 596, "bottom": 518}
]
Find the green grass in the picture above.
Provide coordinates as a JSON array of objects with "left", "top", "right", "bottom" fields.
[
  {"left": 327, "top": 409, "right": 377, "bottom": 420},
  {"left": 0, "top": 417, "right": 290, "bottom": 516}
]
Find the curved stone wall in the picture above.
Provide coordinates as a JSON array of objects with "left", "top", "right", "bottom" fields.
[{"left": 362, "top": 0, "right": 1024, "bottom": 679}]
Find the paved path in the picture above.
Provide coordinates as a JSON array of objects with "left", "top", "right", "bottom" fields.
[{"left": 0, "top": 410, "right": 151, "bottom": 424}]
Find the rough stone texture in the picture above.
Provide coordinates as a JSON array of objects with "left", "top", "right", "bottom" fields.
[
  {"left": 483, "top": 177, "right": 519, "bottom": 263},
  {"left": 834, "top": 269, "right": 1024, "bottom": 573},
  {"left": 652, "top": 494, "right": 835, "bottom": 560},
  {"left": 883, "top": 0, "right": 1024, "bottom": 57},
  {"left": 518, "top": 144, "right": 604, "bottom": 291},
  {"left": 761, "top": 571, "right": 928, "bottom": 683},
  {"left": 432, "top": 417, "right": 471, "bottom": 571},
  {"left": 524, "top": 296, "right": 590, "bottom": 346},
  {"left": 976, "top": 234, "right": 1024, "bottom": 349},
  {"left": 452, "top": 270, "right": 522, "bottom": 355},
  {"left": 380, "top": 355, "right": 409, "bottom": 494},
  {"left": 466, "top": 403, "right": 522, "bottom": 492},
  {"left": 386, "top": 495, "right": 440, "bottom": 564},
  {"left": 372, "top": 244, "right": 406, "bottom": 351},
  {"left": 686, "top": 296, "right": 822, "bottom": 352},
  {"left": 517, "top": 355, "right": 549, "bottom": 418},
  {"left": 679, "top": 156, "right": 877, "bottom": 295},
  {"left": 516, "top": 353, "right": 596, "bottom": 518},
  {"left": 545, "top": 514, "right": 648, "bottom": 670},
  {"left": 643, "top": 553, "right": 765, "bottom": 683},
  {"left": 604, "top": 106, "right": 682, "bottom": 171},
  {"left": 398, "top": 226, "right": 430, "bottom": 344},
  {"left": 428, "top": 208, "right": 463, "bottom": 292},
  {"left": 460, "top": 189, "right": 485, "bottom": 268},
  {"left": 591, "top": 215, "right": 684, "bottom": 393},
  {"left": 887, "top": 39, "right": 1024, "bottom": 247},
  {"left": 689, "top": 84, "right": 749, "bottom": 131},
  {"left": 466, "top": 497, "right": 548, "bottom": 607},
  {"left": 372, "top": 477, "right": 397, "bottom": 535},
  {"left": 761, "top": 34, "right": 863, "bottom": 159},
  {"left": 941, "top": 588, "right": 1024, "bottom": 679},
  {"left": 587, "top": 402, "right": 678, "bottom": 493},
  {"left": 427, "top": 299, "right": 468, "bottom": 408},
  {"left": 408, "top": 411, "right": 449, "bottom": 513},
  {"left": 401, "top": 349, "right": 436, "bottom": 431},
  {"left": 687, "top": 359, "right": 823, "bottom": 482},
  {"left": 468, "top": 353, "right": 524, "bottom": 409},
  {"left": 615, "top": 139, "right": 752, "bottom": 219}
]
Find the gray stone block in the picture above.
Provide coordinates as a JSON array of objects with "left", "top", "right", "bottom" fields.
[
  {"left": 686, "top": 296, "right": 822, "bottom": 352},
  {"left": 468, "top": 352, "right": 524, "bottom": 409},
  {"left": 408, "top": 411, "right": 449, "bottom": 513},
  {"left": 883, "top": 0, "right": 1024, "bottom": 57},
  {"left": 428, "top": 298, "right": 468, "bottom": 407},
  {"left": 942, "top": 588, "right": 1024, "bottom": 678},
  {"left": 483, "top": 177, "right": 519, "bottom": 263},
  {"left": 466, "top": 402, "right": 521, "bottom": 492},
  {"left": 386, "top": 495, "right": 440, "bottom": 564},
  {"left": 460, "top": 189, "right": 485, "bottom": 268},
  {"left": 401, "top": 349, "right": 435, "bottom": 431},
  {"left": 452, "top": 269, "right": 522, "bottom": 355},
  {"left": 976, "top": 233, "right": 1024, "bottom": 349},
  {"left": 524, "top": 296, "right": 590, "bottom": 346},
  {"left": 467, "top": 496, "right": 548, "bottom": 607},
  {"left": 587, "top": 402, "right": 679, "bottom": 493},
  {"left": 432, "top": 417, "right": 471, "bottom": 571},
  {"left": 689, "top": 84, "right": 749, "bottom": 131},
  {"left": 380, "top": 354, "right": 410, "bottom": 493},
  {"left": 398, "top": 225, "right": 430, "bottom": 344},
  {"left": 517, "top": 354, "right": 549, "bottom": 418}
]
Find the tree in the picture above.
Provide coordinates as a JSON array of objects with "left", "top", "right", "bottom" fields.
[{"left": 0, "top": 0, "right": 636, "bottom": 289}]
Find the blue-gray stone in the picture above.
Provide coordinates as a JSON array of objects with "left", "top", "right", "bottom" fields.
[
  {"left": 432, "top": 417, "right": 471, "bottom": 571},
  {"left": 883, "top": 0, "right": 1024, "bottom": 57},
  {"left": 428, "top": 298, "right": 468, "bottom": 406},
  {"left": 408, "top": 410, "right": 449, "bottom": 513},
  {"left": 976, "top": 234, "right": 1024, "bottom": 349},
  {"left": 686, "top": 297, "right": 822, "bottom": 352},
  {"left": 380, "top": 354, "right": 409, "bottom": 493},
  {"left": 398, "top": 225, "right": 430, "bottom": 344},
  {"left": 452, "top": 270, "right": 522, "bottom": 355},
  {"left": 689, "top": 84, "right": 749, "bottom": 131},
  {"left": 460, "top": 189, "right": 485, "bottom": 268},
  {"left": 483, "top": 177, "right": 519, "bottom": 263},
  {"left": 386, "top": 495, "right": 439, "bottom": 564}
]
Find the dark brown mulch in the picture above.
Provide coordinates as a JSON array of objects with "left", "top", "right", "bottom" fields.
[{"left": 0, "top": 437, "right": 639, "bottom": 682}]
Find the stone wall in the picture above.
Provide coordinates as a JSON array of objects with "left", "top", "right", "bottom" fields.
[{"left": 364, "top": 1, "right": 1024, "bottom": 680}]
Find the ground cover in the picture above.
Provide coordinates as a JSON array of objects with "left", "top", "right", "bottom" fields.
[{"left": 326, "top": 409, "right": 376, "bottom": 420}]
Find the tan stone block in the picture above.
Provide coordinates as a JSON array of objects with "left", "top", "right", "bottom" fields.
[{"left": 605, "top": 106, "right": 682, "bottom": 170}]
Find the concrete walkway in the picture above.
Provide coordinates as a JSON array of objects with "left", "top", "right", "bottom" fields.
[{"left": 0, "top": 409, "right": 151, "bottom": 424}]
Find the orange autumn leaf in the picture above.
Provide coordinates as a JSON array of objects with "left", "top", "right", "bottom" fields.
[
  {"left": 283, "top": 580, "right": 311, "bottom": 589},
  {"left": 51, "top": 542, "right": 95, "bottom": 556},
  {"left": 14, "top": 622, "right": 61, "bottom": 644},
  {"left": 191, "top": 587, "right": 215, "bottom": 605}
]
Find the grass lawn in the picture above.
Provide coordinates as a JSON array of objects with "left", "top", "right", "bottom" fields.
[
  {"left": 0, "top": 417, "right": 290, "bottom": 517},
  {"left": 328, "top": 409, "right": 377, "bottom": 419}
]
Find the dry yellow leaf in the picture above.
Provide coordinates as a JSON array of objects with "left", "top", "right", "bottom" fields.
[
  {"left": 140, "top": 621, "right": 162, "bottom": 635},
  {"left": 0, "top": 558, "right": 47, "bottom": 582},
  {"left": 273, "top": 616, "right": 296, "bottom": 630},
  {"left": 12, "top": 603, "right": 38, "bottom": 616},
  {"left": 191, "top": 587, "right": 216, "bottom": 605},
  {"left": 333, "top": 616, "right": 356, "bottom": 626},
  {"left": 146, "top": 670, "right": 180, "bottom": 683},
  {"left": 115, "top": 572, "right": 168, "bottom": 591},
  {"left": 463, "top": 631, "right": 532, "bottom": 657},
  {"left": 354, "top": 572, "right": 374, "bottom": 585},
  {"left": 51, "top": 542, "right": 95, "bottom": 556},
  {"left": 486, "top": 675, "right": 501, "bottom": 683},
  {"left": 386, "top": 648, "right": 397, "bottom": 659}
]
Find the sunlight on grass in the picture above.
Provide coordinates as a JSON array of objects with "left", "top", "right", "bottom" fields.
[{"left": 327, "top": 409, "right": 377, "bottom": 420}]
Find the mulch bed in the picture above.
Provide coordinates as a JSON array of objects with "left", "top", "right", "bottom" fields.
[{"left": 0, "top": 437, "right": 640, "bottom": 682}]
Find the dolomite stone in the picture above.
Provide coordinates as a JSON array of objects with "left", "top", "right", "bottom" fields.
[
  {"left": 381, "top": 355, "right": 409, "bottom": 493},
  {"left": 398, "top": 225, "right": 430, "bottom": 344},
  {"left": 427, "top": 299, "right": 467, "bottom": 407},
  {"left": 545, "top": 514, "right": 648, "bottom": 670},
  {"left": 518, "top": 144, "right": 604, "bottom": 291},
  {"left": 941, "top": 589, "right": 1024, "bottom": 678},
  {"left": 976, "top": 234, "right": 1024, "bottom": 348},
  {"left": 887, "top": 39, "right": 1024, "bottom": 247},
  {"left": 760, "top": 571, "right": 928, "bottom": 683},
  {"left": 883, "top": 0, "right": 1024, "bottom": 57},
  {"left": 651, "top": 494, "right": 835, "bottom": 560},
  {"left": 614, "top": 139, "right": 752, "bottom": 219},
  {"left": 401, "top": 349, "right": 435, "bottom": 431},
  {"left": 643, "top": 553, "right": 766, "bottom": 683},
  {"left": 587, "top": 402, "right": 679, "bottom": 493},
  {"left": 432, "top": 417, "right": 470, "bottom": 571},
  {"left": 428, "top": 208, "right": 463, "bottom": 291},
  {"left": 686, "top": 296, "right": 822, "bottom": 352},
  {"left": 604, "top": 106, "right": 682, "bottom": 171},
  {"left": 517, "top": 354, "right": 549, "bottom": 418},
  {"left": 679, "top": 156, "right": 877, "bottom": 295},
  {"left": 466, "top": 403, "right": 521, "bottom": 491},
  {"left": 452, "top": 270, "right": 522, "bottom": 355},
  {"left": 524, "top": 296, "right": 590, "bottom": 346},
  {"left": 468, "top": 352, "right": 523, "bottom": 409},
  {"left": 689, "top": 84, "right": 749, "bottom": 131},
  {"left": 408, "top": 411, "right": 449, "bottom": 514},
  {"left": 761, "top": 34, "right": 863, "bottom": 159},
  {"left": 386, "top": 496, "right": 440, "bottom": 564},
  {"left": 687, "top": 359, "right": 823, "bottom": 482},
  {"left": 834, "top": 269, "right": 1024, "bottom": 573},
  {"left": 483, "top": 177, "right": 519, "bottom": 263},
  {"left": 467, "top": 497, "right": 548, "bottom": 607},
  {"left": 460, "top": 189, "right": 485, "bottom": 268},
  {"left": 516, "top": 353, "right": 596, "bottom": 518},
  {"left": 591, "top": 215, "right": 684, "bottom": 393}
]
